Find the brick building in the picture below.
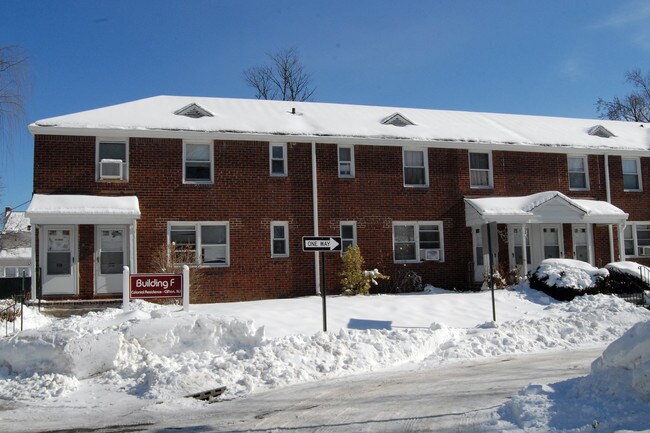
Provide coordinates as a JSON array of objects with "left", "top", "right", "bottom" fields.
[{"left": 25, "top": 96, "right": 650, "bottom": 302}]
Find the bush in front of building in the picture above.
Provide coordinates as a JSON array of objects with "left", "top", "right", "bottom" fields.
[
  {"left": 340, "top": 246, "right": 389, "bottom": 296},
  {"left": 605, "top": 262, "right": 650, "bottom": 297},
  {"left": 528, "top": 259, "right": 610, "bottom": 301},
  {"left": 151, "top": 242, "right": 205, "bottom": 299}
]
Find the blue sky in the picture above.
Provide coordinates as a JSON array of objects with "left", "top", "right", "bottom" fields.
[{"left": 1, "top": 0, "right": 650, "bottom": 211}]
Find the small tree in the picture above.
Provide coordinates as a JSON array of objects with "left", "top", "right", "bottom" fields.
[
  {"left": 151, "top": 242, "right": 204, "bottom": 299},
  {"left": 340, "top": 246, "right": 389, "bottom": 295}
]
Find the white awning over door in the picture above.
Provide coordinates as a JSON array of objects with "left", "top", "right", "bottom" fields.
[{"left": 26, "top": 194, "right": 141, "bottom": 225}]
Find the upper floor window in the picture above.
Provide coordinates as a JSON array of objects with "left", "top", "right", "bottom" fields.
[
  {"left": 392, "top": 221, "right": 444, "bottom": 263},
  {"left": 340, "top": 221, "right": 357, "bottom": 253},
  {"left": 568, "top": 156, "right": 589, "bottom": 190},
  {"left": 403, "top": 148, "right": 428, "bottom": 187},
  {"left": 338, "top": 145, "right": 355, "bottom": 178},
  {"left": 270, "top": 143, "right": 288, "bottom": 177},
  {"left": 97, "top": 140, "right": 128, "bottom": 181},
  {"left": 622, "top": 157, "right": 642, "bottom": 191},
  {"left": 271, "top": 221, "right": 289, "bottom": 257},
  {"left": 184, "top": 142, "right": 213, "bottom": 183},
  {"left": 168, "top": 221, "right": 229, "bottom": 267},
  {"left": 469, "top": 151, "right": 492, "bottom": 188}
]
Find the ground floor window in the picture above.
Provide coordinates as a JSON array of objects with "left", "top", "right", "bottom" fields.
[
  {"left": 392, "top": 221, "right": 443, "bottom": 262},
  {"left": 3, "top": 266, "right": 31, "bottom": 278},
  {"left": 271, "top": 221, "right": 289, "bottom": 257},
  {"left": 624, "top": 222, "right": 650, "bottom": 257},
  {"left": 168, "top": 222, "right": 229, "bottom": 266},
  {"left": 340, "top": 221, "right": 357, "bottom": 253}
]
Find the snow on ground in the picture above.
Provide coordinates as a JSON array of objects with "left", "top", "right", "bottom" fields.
[{"left": 0, "top": 284, "right": 649, "bottom": 432}]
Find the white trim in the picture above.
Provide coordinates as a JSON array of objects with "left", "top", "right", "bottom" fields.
[
  {"left": 271, "top": 221, "right": 289, "bottom": 258},
  {"left": 468, "top": 151, "right": 493, "bottom": 189},
  {"left": 337, "top": 144, "right": 355, "bottom": 178},
  {"left": 622, "top": 156, "right": 643, "bottom": 192},
  {"left": 269, "top": 143, "right": 288, "bottom": 177},
  {"left": 567, "top": 155, "right": 590, "bottom": 191},
  {"left": 339, "top": 220, "right": 357, "bottom": 254},
  {"left": 402, "top": 147, "right": 429, "bottom": 187},
  {"left": 392, "top": 221, "right": 444, "bottom": 263},
  {"left": 167, "top": 221, "right": 230, "bottom": 267},
  {"left": 96, "top": 138, "right": 128, "bottom": 182},
  {"left": 183, "top": 141, "right": 214, "bottom": 184}
]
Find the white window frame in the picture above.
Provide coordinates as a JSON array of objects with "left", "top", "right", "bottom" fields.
[
  {"left": 167, "top": 221, "right": 229, "bottom": 267},
  {"left": 402, "top": 147, "right": 429, "bottom": 187},
  {"left": 96, "top": 138, "right": 128, "bottom": 181},
  {"left": 468, "top": 151, "right": 493, "bottom": 189},
  {"left": 622, "top": 157, "right": 642, "bottom": 192},
  {"left": 270, "top": 143, "right": 288, "bottom": 177},
  {"left": 623, "top": 222, "right": 650, "bottom": 258},
  {"left": 392, "top": 221, "right": 444, "bottom": 263},
  {"left": 183, "top": 142, "right": 214, "bottom": 184},
  {"left": 568, "top": 155, "right": 589, "bottom": 191},
  {"left": 271, "top": 221, "right": 289, "bottom": 258},
  {"left": 3, "top": 266, "right": 31, "bottom": 278},
  {"left": 337, "top": 144, "right": 355, "bottom": 178},
  {"left": 340, "top": 221, "right": 357, "bottom": 254}
]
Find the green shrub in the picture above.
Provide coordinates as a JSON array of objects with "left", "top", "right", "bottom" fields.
[{"left": 340, "top": 246, "right": 389, "bottom": 295}]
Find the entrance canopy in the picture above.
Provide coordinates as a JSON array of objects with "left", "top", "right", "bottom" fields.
[
  {"left": 464, "top": 191, "right": 628, "bottom": 226},
  {"left": 26, "top": 194, "right": 141, "bottom": 225}
]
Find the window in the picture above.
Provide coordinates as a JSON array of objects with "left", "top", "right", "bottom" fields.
[
  {"left": 168, "top": 222, "right": 229, "bottom": 266},
  {"left": 469, "top": 152, "right": 492, "bottom": 188},
  {"left": 340, "top": 221, "right": 357, "bottom": 253},
  {"left": 392, "top": 221, "right": 443, "bottom": 262},
  {"left": 3, "top": 267, "right": 31, "bottom": 278},
  {"left": 97, "top": 140, "right": 128, "bottom": 181},
  {"left": 403, "top": 148, "right": 428, "bottom": 187},
  {"left": 270, "top": 143, "right": 288, "bottom": 176},
  {"left": 568, "top": 156, "right": 589, "bottom": 190},
  {"left": 271, "top": 222, "right": 289, "bottom": 257},
  {"left": 184, "top": 142, "right": 213, "bottom": 183},
  {"left": 624, "top": 223, "right": 650, "bottom": 257},
  {"left": 622, "top": 158, "right": 642, "bottom": 191},
  {"left": 338, "top": 145, "right": 355, "bottom": 178}
]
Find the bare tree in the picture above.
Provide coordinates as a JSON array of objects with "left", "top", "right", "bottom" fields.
[
  {"left": 243, "top": 48, "right": 315, "bottom": 102},
  {"left": 0, "top": 45, "right": 28, "bottom": 153},
  {"left": 596, "top": 69, "right": 650, "bottom": 123}
]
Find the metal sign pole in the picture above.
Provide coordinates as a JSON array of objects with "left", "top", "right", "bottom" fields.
[{"left": 321, "top": 252, "right": 327, "bottom": 332}]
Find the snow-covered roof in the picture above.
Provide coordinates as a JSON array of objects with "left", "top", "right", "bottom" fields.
[
  {"left": 2, "top": 211, "right": 30, "bottom": 234},
  {"left": 29, "top": 96, "right": 650, "bottom": 153},
  {"left": 465, "top": 191, "right": 628, "bottom": 226},
  {"left": 26, "top": 194, "right": 140, "bottom": 225}
]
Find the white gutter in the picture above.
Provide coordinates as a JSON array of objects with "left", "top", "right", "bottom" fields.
[
  {"left": 312, "top": 141, "right": 320, "bottom": 295},
  {"left": 604, "top": 155, "right": 616, "bottom": 262}
]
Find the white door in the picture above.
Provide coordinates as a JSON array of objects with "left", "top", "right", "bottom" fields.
[
  {"left": 508, "top": 225, "right": 531, "bottom": 274},
  {"left": 96, "top": 226, "right": 127, "bottom": 294},
  {"left": 472, "top": 226, "right": 485, "bottom": 282},
  {"left": 541, "top": 224, "right": 564, "bottom": 260},
  {"left": 42, "top": 226, "right": 77, "bottom": 295},
  {"left": 572, "top": 224, "right": 592, "bottom": 264}
]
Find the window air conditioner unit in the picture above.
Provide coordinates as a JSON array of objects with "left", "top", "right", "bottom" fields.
[
  {"left": 100, "top": 159, "right": 123, "bottom": 180},
  {"left": 638, "top": 246, "right": 650, "bottom": 256},
  {"left": 422, "top": 248, "right": 441, "bottom": 261}
]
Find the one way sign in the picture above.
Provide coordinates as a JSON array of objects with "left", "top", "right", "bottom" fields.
[{"left": 302, "top": 236, "right": 342, "bottom": 252}]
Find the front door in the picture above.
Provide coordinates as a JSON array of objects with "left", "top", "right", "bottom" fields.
[
  {"left": 472, "top": 226, "right": 485, "bottom": 282},
  {"left": 42, "top": 226, "right": 77, "bottom": 295},
  {"left": 572, "top": 224, "right": 592, "bottom": 264},
  {"left": 96, "top": 226, "right": 127, "bottom": 294},
  {"left": 541, "top": 224, "right": 564, "bottom": 260},
  {"left": 508, "top": 225, "right": 531, "bottom": 275}
]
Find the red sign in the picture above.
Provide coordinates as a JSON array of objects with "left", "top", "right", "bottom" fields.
[{"left": 130, "top": 274, "right": 183, "bottom": 299}]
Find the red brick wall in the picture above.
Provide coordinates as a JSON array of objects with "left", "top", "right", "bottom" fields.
[{"left": 33, "top": 134, "right": 649, "bottom": 301}]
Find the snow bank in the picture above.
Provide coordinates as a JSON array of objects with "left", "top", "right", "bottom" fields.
[
  {"left": 606, "top": 260, "right": 650, "bottom": 281},
  {"left": 534, "top": 259, "right": 608, "bottom": 290},
  {"left": 498, "top": 320, "right": 650, "bottom": 432},
  {"left": 1, "top": 291, "right": 648, "bottom": 405}
]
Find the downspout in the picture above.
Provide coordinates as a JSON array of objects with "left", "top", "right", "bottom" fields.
[
  {"left": 604, "top": 154, "right": 616, "bottom": 262},
  {"left": 312, "top": 141, "right": 321, "bottom": 294}
]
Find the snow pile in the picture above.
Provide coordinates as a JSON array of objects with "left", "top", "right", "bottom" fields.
[
  {"left": 606, "top": 261, "right": 650, "bottom": 280},
  {"left": 534, "top": 259, "right": 608, "bottom": 290},
  {"left": 498, "top": 320, "right": 650, "bottom": 432},
  {"left": 1, "top": 291, "right": 648, "bottom": 405}
]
